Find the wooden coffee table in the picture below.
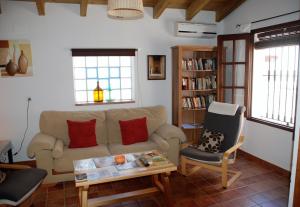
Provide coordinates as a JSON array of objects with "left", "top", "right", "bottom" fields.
[{"left": 73, "top": 151, "right": 177, "bottom": 207}]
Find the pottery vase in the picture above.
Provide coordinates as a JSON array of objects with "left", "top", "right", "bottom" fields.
[
  {"left": 18, "top": 50, "right": 28, "bottom": 74},
  {"left": 6, "top": 60, "right": 18, "bottom": 76}
]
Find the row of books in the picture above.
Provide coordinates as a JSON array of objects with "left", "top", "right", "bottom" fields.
[
  {"left": 182, "top": 95, "right": 216, "bottom": 109},
  {"left": 182, "top": 58, "right": 217, "bottom": 71},
  {"left": 182, "top": 75, "right": 217, "bottom": 90}
]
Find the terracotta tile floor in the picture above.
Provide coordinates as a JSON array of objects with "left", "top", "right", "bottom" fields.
[{"left": 33, "top": 153, "right": 290, "bottom": 207}]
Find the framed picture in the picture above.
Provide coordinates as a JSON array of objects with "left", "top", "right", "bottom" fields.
[
  {"left": 147, "top": 55, "right": 166, "bottom": 80},
  {"left": 0, "top": 40, "right": 33, "bottom": 77}
]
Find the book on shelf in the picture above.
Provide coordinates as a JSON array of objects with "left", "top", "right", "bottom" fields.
[
  {"left": 182, "top": 75, "right": 217, "bottom": 90},
  {"left": 182, "top": 58, "right": 217, "bottom": 71},
  {"left": 182, "top": 123, "right": 203, "bottom": 129},
  {"left": 182, "top": 95, "right": 216, "bottom": 110}
]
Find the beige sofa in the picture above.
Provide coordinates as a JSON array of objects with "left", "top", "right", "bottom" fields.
[{"left": 27, "top": 106, "right": 186, "bottom": 184}]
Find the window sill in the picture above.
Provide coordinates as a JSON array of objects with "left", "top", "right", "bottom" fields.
[
  {"left": 246, "top": 117, "right": 294, "bottom": 132},
  {"left": 75, "top": 100, "right": 135, "bottom": 106}
]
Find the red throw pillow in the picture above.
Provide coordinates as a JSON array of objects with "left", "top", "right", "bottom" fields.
[
  {"left": 119, "top": 117, "right": 148, "bottom": 145},
  {"left": 67, "top": 119, "right": 98, "bottom": 148}
]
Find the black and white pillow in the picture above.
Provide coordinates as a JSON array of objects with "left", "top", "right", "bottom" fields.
[
  {"left": 0, "top": 170, "right": 6, "bottom": 183},
  {"left": 197, "top": 129, "right": 224, "bottom": 153}
]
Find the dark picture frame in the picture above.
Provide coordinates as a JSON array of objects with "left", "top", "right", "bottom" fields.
[{"left": 147, "top": 55, "right": 166, "bottom": 80}]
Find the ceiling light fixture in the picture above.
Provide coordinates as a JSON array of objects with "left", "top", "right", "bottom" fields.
[{"left": 107, "top": 0, "right": 144, "bottom": 20}]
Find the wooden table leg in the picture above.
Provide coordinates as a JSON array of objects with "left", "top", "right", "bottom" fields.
[
  {"left": 80, "top": 185, "right": 89, "bottom": 207},
  {"left": 78, "top": 187, "right": 82, "bottom": 206},
  {"left": 160, "top": 173, "right": 173, "bottom": 207}
]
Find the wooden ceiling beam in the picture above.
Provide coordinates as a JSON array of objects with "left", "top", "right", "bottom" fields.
[
  {"left": 186, "top": 0, "right": 211, "bottom": 21},
  {"left": 216, "top": 0, "right": 246, "bottom": 22},
  {"left": 153, "top": 0, "right": 170, "bottom": 19},
  {"left": 36, "top": 0, "right": 45, "bottom": 15},
  {"left": 80, "top": 0, "right": 88, "bottom": 16}
]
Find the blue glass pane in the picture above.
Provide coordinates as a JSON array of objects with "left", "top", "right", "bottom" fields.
[
  {"left": 109, "top": 56, "right": 120, "bottom": 67},
  {"left": 120, "top": 57, "right": 131, "bottom": 66},
  {"left": 99, "top": 79, "right": 109, "bottom": 90},
  {"left": 74, "top": 80, "right": 86, "bottom": 91},
  {"left": 87, "top": 68, "right": 97, "bottom": 78}
]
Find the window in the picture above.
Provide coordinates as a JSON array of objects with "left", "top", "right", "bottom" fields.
[
  {"left": 71, "top": 49, "right": 136, "bottom": 105},
  {"left": 250, "top": 20, "right": 300, "bottom": 129}
]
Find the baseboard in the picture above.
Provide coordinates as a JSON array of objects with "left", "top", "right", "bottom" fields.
[{"left": 238, "top": 149, "right": 290, "bottom": 178}]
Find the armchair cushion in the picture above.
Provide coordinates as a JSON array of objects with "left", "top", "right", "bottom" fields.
[
  {"left": 181, "top": 147, "right": 223, "bottom": 162},
  {"left": 27, "top": 133, "right": 56, "bottom": 158},
  {"left": 155, "top": 124, "right": 186, "bottom": 142},
  {"left": 0, "top": 168, "right": 47, "bottom": 203},
  {"left": 52, "top": 139, "right": 64, "bottom": 159}
]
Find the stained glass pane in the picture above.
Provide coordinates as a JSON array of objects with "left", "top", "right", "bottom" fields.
[
  {"left": 110, "top": 67, "right": 120, "bottom": 78},
  {"left": 74, "top": 68, "right": 86, "bottom": 79},
  {"left": 120, "top": 57, "right": 131, "bottom": 66},
  {"left": 87, "top": 68, "right": 97, "bottom": 78},
  {"left": 74, "top": 80, "right": 86, "bottom": 90},
  {"left": 86, "top": 56, "right": 97, "bottom": 67},
  {"left": 87, "top": 79, "right": 97, "bottom": 90},
  {"left": 98, "top": 57, "right": 109, "bottom": 67},
  {"left": 121, "top": 89, "right": 132, "bottom": 100},
  {"left": 121, "top": 78, "right": 131, "bottom": 89},
  {"left": 76, "top": 91, "right": 87, "bottom": 102},
  {"left": 109, "top": 56, "right": 120, "bottom": 67},
  {"left": 110, "top": 79, "right": 120, "bottom": 89},
  {"left": 121, "top": 67, "right": 131, "bottom": 77},
  {"left": 111, "top": 90, "right": 121, "bottom": 100},
  {"left": 98, "top": 68, "right": 109, "bottom": 78},
  {"left": 73, "top": 57, "right": 85, "bottom": 67}
]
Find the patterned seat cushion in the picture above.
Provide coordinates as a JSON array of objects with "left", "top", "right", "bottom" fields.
[{"left": 197, "top": 129, "right": 224, "bottom": 153}]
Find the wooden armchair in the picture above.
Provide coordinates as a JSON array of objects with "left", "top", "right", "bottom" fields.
[
  {"left": 0, "top": 164, "right": 47, "bottom": 206},
  {"left": 180, "top": 102, "right": 245, "bottom": 188}
]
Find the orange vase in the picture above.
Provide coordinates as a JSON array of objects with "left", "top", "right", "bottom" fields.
[
  {"left": 93, "top": 81, "right": 104, "bottom": 102},
  {"left": 18, "top": 50, "right": 28, "bottom": 74}
]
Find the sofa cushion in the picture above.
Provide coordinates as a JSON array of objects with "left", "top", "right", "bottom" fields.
[
  {"left": 108, "top": 141, "right": 160, "bottom": 155},
  {"left": 53, "top": 145, "right": 110, "bottom": 172},
  {"left": 67, "top": 119, "right": 98, "bottom": 148},
  {"left": 40, "top": 111, "right": 107, "bottom": 145},
  {"left": 119, "top": 117, "right": 148, "bottom": 145},
  {"left": 106, "top": 106, "right": 167, "bottom": 144}
]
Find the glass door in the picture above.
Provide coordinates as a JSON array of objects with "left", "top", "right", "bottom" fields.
[{"left": 217, "top": 34, "right": 250, "bottom": 113}]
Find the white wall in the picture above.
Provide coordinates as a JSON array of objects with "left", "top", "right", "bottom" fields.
[
  {"left": 220, "top": 0, "right": 300, "bottom": 171},
  {"left": 0, "top": 1, "right": 216, "bottom": 161}
]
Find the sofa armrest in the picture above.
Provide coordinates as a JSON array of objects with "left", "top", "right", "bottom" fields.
[
  {"left": 52, "top": 139, "right": 64, "bottom": 159},
  {"left": 150, "top": 133, "right": 170, "bottom": 151},
  {"left": 155, "top": 124, "right": 186, "bottom": 143},
  {"left": 27, "top": 133, "right": 57, "bottom": 158}
]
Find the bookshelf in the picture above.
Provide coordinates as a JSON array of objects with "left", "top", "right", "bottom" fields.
[{"left": 172, "top": 45, "right": 218, "bottom": 144}]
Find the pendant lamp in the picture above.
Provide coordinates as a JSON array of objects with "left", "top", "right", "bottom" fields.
[{"left": 107, "top": 0, "right": 144, "bottom": 20}]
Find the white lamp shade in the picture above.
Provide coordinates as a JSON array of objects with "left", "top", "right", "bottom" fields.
[{"left": 107, "top": 0, "right": 144, "bottom": 20}]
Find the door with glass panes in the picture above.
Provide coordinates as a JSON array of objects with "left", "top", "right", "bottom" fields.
[{"left": 217, "top": 34, "right": 250, "bottom": 113}]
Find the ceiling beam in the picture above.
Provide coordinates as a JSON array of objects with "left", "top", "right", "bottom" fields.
[
  {"left": 153, "top": 0, "right": 170, "bottom": 19},
  {"left": 80, "top": 0, "right": 88, "bottom": 16},
  {"left": 36, "top": 0, "right": 45, "bottom": 15},
  {"left": 186, "top": 0, "right": 211, "bottom": 21},
  {"left": 216, "top": 0, "right": 246, "bottom": 22}
]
